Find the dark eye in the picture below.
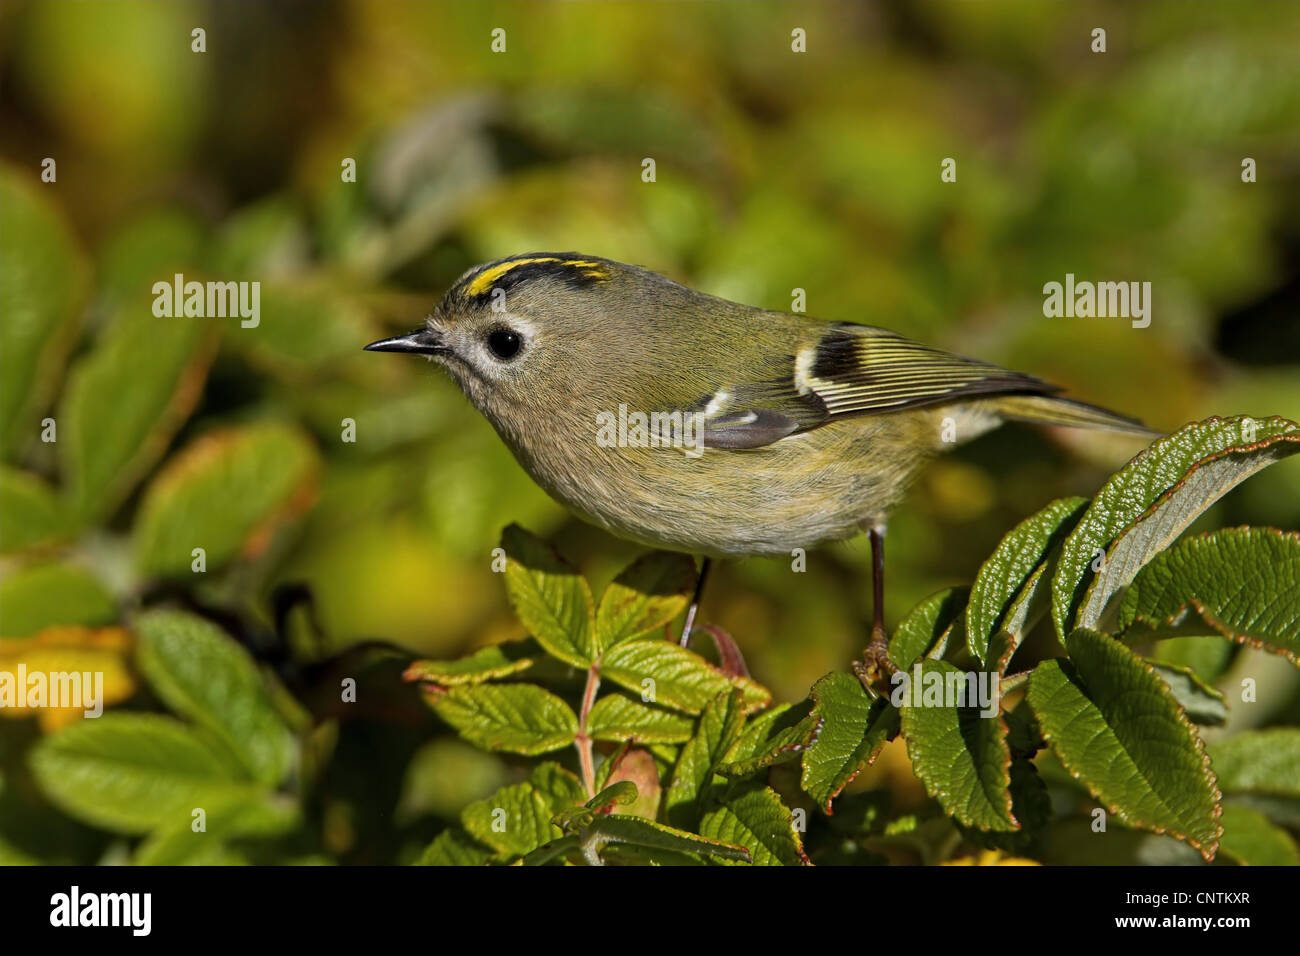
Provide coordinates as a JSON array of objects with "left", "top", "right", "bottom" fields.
[{"left": 486, "top": 328, "right": 523, "bottom": 360}]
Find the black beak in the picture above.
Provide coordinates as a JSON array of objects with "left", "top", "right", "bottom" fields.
[{"left": 364, "top": 327, "right": 446, "bottom": 355}]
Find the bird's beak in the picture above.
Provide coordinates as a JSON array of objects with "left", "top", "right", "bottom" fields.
[{"left": 364, "top": 327, "right": 447, "bottom": 355}]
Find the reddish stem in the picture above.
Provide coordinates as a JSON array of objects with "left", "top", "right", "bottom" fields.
[{"left": 575, "top": 664, "right": 601, "bottom": 797}]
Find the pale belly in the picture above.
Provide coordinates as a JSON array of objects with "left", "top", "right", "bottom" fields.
[{"left": 504, "top": 410, "right": 942, "bottom": 558}]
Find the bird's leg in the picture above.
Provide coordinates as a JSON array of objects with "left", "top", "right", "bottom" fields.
[
  {"left": 854, "top": 524, "right": 896, "bottom": 695},
  {"left": 679, "top": 557, "right": 712, "bottom": 647}
]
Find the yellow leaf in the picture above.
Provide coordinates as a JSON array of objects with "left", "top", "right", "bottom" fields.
[{"left": 0, "top": 626, "right": 135, "bottom": 731}]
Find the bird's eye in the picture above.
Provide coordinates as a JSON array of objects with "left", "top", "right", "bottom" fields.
[{"left": 486, "top": 328, "right": 523, "bottom": 360}]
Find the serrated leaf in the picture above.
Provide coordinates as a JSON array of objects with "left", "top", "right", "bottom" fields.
[
  {"left": 699, "top": 782, "right": 809, "bottom": 866},
  {"left": 595, "top": 551, "right": 697, "bottom": 649},
  {"left": 1054, "top": 416, "right": 1300, "bottom": 641},
  {"left": 597, "top": 843, "right": 706, "bottom": 866},
  {"left": 899, "top": 660, "right": 1017, "bottom": 831},
  {"left": 1027, "top": 629, "right": 1222, "bottom": 859},
  {"left": 0, "top": 169, "right": 89, "bottom": 459},
  {"left": 968, "top": 497, "right": 1087, "bottom": 664},
  {"left": 801, "top": 672, "right": 899, "bottom": 813},
  {"left": 134, "top": 423, "right": 319, "bottom": 578},
  {"left": 586, "top": 692, "right": 694, "bottom": 744},
  {"left": 0, "top": 562, "right": 116, "bottom": 638},
  {"left": 500, "top": 524, "right": 596, "bottom": 667},
  {"left": 1147, "top": 661, "right": 1227, "bottom": 727},
  {"left": 1118, "top": 528, "right": 1300, "bottom": 662},
  {"left": 600, "top": 638, "right": 769, "bottom": 715},
  {"left": 1209, "top": 729, "right": 1300, "bottom": 797},
  {"left": 134, "top": 610, "right": 297, "bottom": 786},
  {"left": 958, "top": 758, "right": 1050, "bottom": 856},
  {"left": 462, "top": 782, "right": 560, "bottom": 859},
  {"left": 0, "top": 468, "right": 69, "bottom": 553},
  {"left": 890, "top": 587, "right": 968, "bottom": 669},
  {"left": 719, "top": 701, "right": 820, "bottom": 777},
  {"left": 426, "top": 683, "right": 578, "bottom": 755},
  {"left": 61, "top": 308, "right": 215, "bottom": 522},
  {"left": 403, "top": 640, "right": 536, "bottom": 686},
  {"left": 665, "top": 689, "right": 745, "bottom": 828},
  {"left": 28, "top": 713, "right": 267, "bottom": 834},
  {"left": 528, "top": 762, "right": 587, "bottom": 812},
  {"left": 415, "top": 828, "right": 493, "bottom": 866},
  {"left": 585, "top": 814, "right": 750, "bottom": 863}
]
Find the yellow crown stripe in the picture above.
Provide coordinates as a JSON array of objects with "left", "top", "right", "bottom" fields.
[{"left": 464, "top": 258, "right": 607, "bottom": 297}]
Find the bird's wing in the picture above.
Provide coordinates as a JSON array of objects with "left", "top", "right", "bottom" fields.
[{"left": 697, "top": 323, "right": 1060, "bottom": 450}]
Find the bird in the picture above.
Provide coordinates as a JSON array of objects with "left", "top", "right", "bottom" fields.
[{"left": 365, "top": 252, "right": 1156, "bottom": 686}]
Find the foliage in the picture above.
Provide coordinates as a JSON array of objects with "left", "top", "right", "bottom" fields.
[
  {"left": 1, "top": 2, "right": 1298, "bottom": 866},
  {"left": 385, "top": 417, "right": 1299, "bottom": 864}
]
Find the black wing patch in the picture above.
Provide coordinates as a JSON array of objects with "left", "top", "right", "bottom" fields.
[{"left": 803, "top": 325, "right": 1059, "bottom": 416}]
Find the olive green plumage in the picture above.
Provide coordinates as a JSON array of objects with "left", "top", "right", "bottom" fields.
[{"left": 366, "top": 252, "right": 1155, "bottom": 558}]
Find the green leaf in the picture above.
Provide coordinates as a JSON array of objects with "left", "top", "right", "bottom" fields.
[
  {"left": 968, "top": 497, "right": 1087, "bottom": 665},
  {"left": 134, "top": 422, "right": 319, "bottom": 578},
  {"left": 28, "top": 713, "right": 268, "bottom": 835},
  {"left": 0, "top": 468, "right": 68, "bottom": 553},
  {"left": 403, "top": 640, "right": 536, "bottom": 686},
  {"left": 958, "top": 757, "right": 1051, "bottom": 856},
  {"left": 133, "top": 791, "right": 300, "bottom": 865},
  {"left": 0, "top": 562, "right": 116, "bottom": 638},
  {"left": 1027, "top": 629, "right": 1222, "bottom": 860},
  {"left": 586, "top": 692, "right": 695, "bottom": 744},
  {"left": 665, "top": 689, "right": 745, "bottom": 828},
  {"left": 134, "top": 610, "right": 297, "bottom": 786},
  {"left": 1147, "top": 661, "right": 1227, "bottom": 727},
  {"left": 699, "top": 782, "right": 809, "bottom": 866},
  {"left": 801, "top": 672, "right": 899, "bottom": 813},
  {"left": 718, "top": 701, "right": 820, "bottom": 777},
  {"left": 414, "top": 828, "right": 493, "bottom": 866},
  {"left": 1118, "top": 528, "right": 1300, "bottom": 662},
  {"left": 1053, "top": 416, "right": 1300, "bottom": 641},
  {"left": 600, "top": 638, "right": 770, "bottom": 715},
  {"left": 462, "top": 782, "right": 562, "bottom": 859},
  {"left": 0, "top": 168, "right": 89, "bottom": 459},
  {"left": 1209, "top": 729, "right": 1300, "bottom": 797},
  {"left": 61, "top": 308, "right": 215, "bottom": 522},
  {"left": 529, "top": 762, "right": 588, "bottom": 810},
  {"left": 584, "top": 814, "right": 750, "bottom": 863},
  {"left": 899, "top": 660, "right": 1017, "bottom": 831},
  {"left": 1217, "top": 804, "right": 1299, "bottom": 866},
  {"left": 427, "top": 683, "right": 578, "bottom": 755},
  {"left": 594, "top": 551, "right": 697, "bottom": 649},
  {"left": 1154, "top": 636, "right": 1236, "bottom": 684},
  {"left": 584, "top": 780, "right": 639, "bottom": 814},
  {"left": 500, "top": 524, "right": 596, "bottom": 667},
  {"left": 890, "top": 587, "right": 968, "bottom": 669}
]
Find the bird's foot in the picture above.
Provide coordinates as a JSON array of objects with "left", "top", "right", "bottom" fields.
[{"left": 853, "top": 624, "right": 897, "bottom": 698}]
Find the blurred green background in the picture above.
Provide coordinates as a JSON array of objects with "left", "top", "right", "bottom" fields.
[{"left": 2, "top": 0, "right": 1298, "bottom": 863}]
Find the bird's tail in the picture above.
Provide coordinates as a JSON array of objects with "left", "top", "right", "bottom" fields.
[{"left": 992, "top": 394, "right": 1162, "bottom": 439}]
